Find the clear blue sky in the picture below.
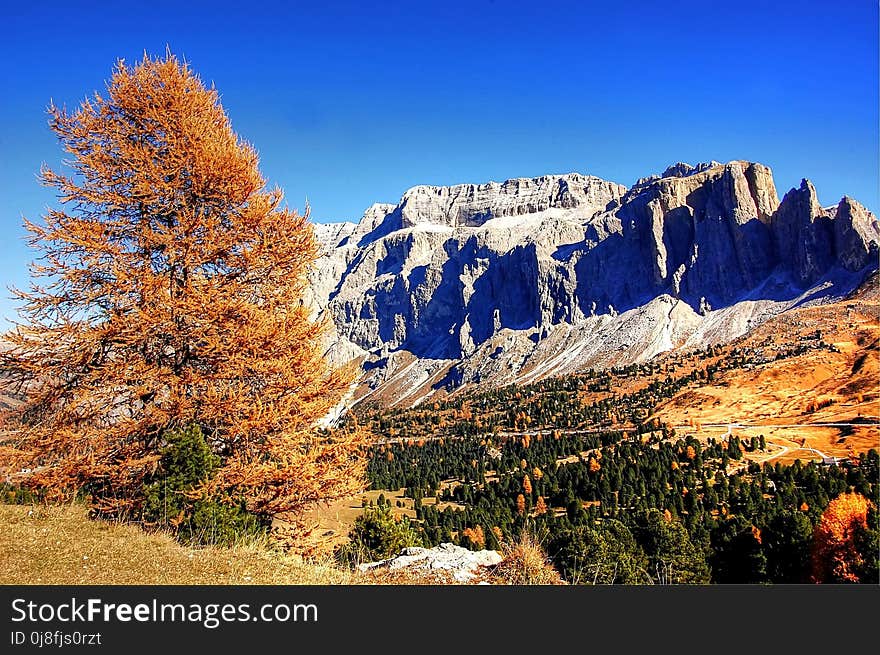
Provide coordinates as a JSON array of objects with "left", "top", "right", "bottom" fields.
[{"left": 1, "top": 0, "right": 877, "bottom": 326}]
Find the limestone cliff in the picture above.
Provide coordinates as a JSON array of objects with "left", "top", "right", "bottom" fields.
[{"left": 308, "top": 161, "right": 879, "bottom": 408}]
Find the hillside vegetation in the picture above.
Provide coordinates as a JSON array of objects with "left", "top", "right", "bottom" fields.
[
  {"left": 326, "top": 283, "right": 880, "bottom": 584},
  {"left": 3, "top": 282, "right": 876, "bottom": 585},
  {"left": 655, "top": 274, "right": 880, "bottom": 459},
  {"left": 0, "top": 503, "right": 560, "bottom": 585},
  {"left": 0, "top": 503, "right": 354, "bottom": 585}
]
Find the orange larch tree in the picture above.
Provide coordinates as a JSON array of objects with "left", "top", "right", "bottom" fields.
[
  {"left": 462, "top": 525, "right": 485, "bottom": 548},
  {"left": 811, "top": 492, "right": 873, "bottom": 583},
  {"left": 0, "top": 53, "right": 367, "bottom": 524}
]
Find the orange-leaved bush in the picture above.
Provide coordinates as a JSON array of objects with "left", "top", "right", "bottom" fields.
[{"left": 0, "top": 53, "right": 367, "bottom": 525}]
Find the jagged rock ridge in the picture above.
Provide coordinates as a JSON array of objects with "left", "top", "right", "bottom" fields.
[{"left": 307, "top": 161, "right": 879, "bottom": 408}]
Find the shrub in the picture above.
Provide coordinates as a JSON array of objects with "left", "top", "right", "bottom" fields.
[
  {"left": 139, "top": 425, "right": 268, "bottom": 547},
  {"left": 491, "top": 532, "right": 565, "bottom": 585},
  {"left": 0, "top": 483, "right": 42, "bottom": 504},
  {"left": 336, "top": 504, "right": 422, "bottom": 565}
]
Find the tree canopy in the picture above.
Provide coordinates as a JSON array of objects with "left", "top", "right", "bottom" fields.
[{"left": 1, "top": 53, "right": 366, "bottom": 524}]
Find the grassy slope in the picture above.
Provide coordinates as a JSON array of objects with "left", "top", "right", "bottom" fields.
[
  {"left": 653, "top": 279, "right": 880, "bottom": 462},
  {"left": 0, "top": 503, "right": 355, "bottom": 585},
  {"left": 0, "top": 503, "right": 543, "bottom": 585}
]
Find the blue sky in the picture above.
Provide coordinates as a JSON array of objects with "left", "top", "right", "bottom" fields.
[{"left": 1, "top": 0, "right": 877, "bottom": 326}]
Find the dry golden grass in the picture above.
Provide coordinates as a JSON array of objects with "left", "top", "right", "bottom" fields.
[
  {"left": 296, "top": 487, "right": 467, "bottom": 556},
  {"left": 0, "top": 503, "right": 357, "bottom": 585},
  {"left": 652, "top": 286, "right": 880, "bottom": 463},
  {"left": 0, "top": 503, "right": 499, "bottom": 585},
  {"left": 291, "top": 487, "right": 417, "bottom": 554},
  {"left": 486, "top": 533, "right": 565, "bottom": 585},
  {"left": 356, "top": 567, "right": 459, "bottom": 585}
]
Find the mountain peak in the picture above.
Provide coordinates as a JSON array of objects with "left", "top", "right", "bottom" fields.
[
  {"left": 385, "top": 172, "right": 628, "bottom": 230},
  {"left": 661, "top": 160, "right": 724, "bottom": 178},
  {"left": 307, "top": 160, "right": 878, "bottom": 407}
]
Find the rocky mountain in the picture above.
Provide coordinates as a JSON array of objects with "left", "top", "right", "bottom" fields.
[{"left": 307, "top": 161, "right": 879, "bottom": 409}]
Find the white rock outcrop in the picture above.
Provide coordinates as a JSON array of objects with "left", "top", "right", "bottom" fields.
[{"left": 358, "top": 543, "right": 503, "bottom": 582}]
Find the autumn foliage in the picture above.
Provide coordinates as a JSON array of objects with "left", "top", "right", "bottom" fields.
[
  {"left": 461, "top": 525, "right": 485, "bottom": 548},
  {"left": 811, "top": 492, "right": 873, "bottom": 583},
  {"left": 0, "top": 53, "right": 367, "bottom": 524}
]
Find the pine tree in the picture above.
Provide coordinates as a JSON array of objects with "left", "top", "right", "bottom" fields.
[{"left": 1, "top": 53, "right": 367, "bottom": 525}]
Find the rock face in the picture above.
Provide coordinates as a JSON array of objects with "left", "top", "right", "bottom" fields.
[
  {"left": 308, "top": 161, "right": 879, "bottom": 407},
  {"left": 358, "top": 543, "right": 503, "bottom": 582},
  {"left": 833, "top": 196, "right": 880, "bottom": 272},
  {"left": 397, "top": 174, "right": 626, "bottom": 228},
  {"left": 772, "top": 180, "right": 834, "bottom": 285}
]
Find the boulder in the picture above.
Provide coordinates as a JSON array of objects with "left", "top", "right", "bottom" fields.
[{"left": 358, "top": 543, "right": 503, "bottom": 583}]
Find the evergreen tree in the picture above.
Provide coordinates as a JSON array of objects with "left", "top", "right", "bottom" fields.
[{"left": 634, "top": 509, "right": 711, "bottom": 584}]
